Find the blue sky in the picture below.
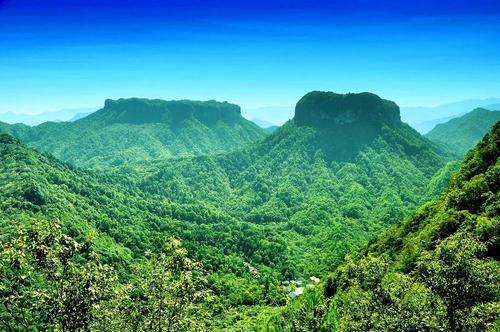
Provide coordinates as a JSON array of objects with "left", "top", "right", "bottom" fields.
[{"left": 1, "top": 0, "right": 499, "bottom": 114}]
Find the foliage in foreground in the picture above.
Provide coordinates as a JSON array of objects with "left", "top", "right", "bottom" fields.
[{"left": 0, "top": 220, "right": 211, "bottom": 331}]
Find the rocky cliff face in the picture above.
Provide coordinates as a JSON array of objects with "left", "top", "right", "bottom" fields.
[
  {"left": 294, "top": 91, "right": 401, "bottom": 129},
  {"left": 292, "top": 91, "right": 403, "bottom": 161}
]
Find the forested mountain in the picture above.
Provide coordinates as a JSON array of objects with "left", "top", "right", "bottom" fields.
[
  {"left": 272, "top": 122, "right": 500, "bottom": 332},
  {"left": 0, "top": 131, "right": 290, "bottom": 277},
  {"left": 0, "top": 98, "right": 266, "bottom": 168},
  {"left": 129, "top": 91, "right": 454, "bottom": 279},
  {"left": 0, "top": 91, "right": 466, "bottom": 330},
  {"left": 0, "top": 132, "right": 298, "bottom": 329},
  {"left": 426, "top": 108, "right": 500, "bottom": 157}
]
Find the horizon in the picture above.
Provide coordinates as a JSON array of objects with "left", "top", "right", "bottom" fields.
[
  {"left": 1, "top": 0, "right": 500, "bottom": 114},
  {"left": 2, "top": 94, "right": 500, "bottom": 116}
]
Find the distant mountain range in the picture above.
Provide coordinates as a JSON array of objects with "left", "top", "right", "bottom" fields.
[
  {"left": 425, "top": 108, "right": 500, "bottom": 156},
  {"left": 241, "top": 106, "right": 294, "bottom": 126},
  {"left": 251, "top": 118, "right": 279, "bottom": 134},
  {"left": 401, "top": 98, "right": 500, "bottom": 133},
  {"left": 251, "top": 118, "right": 276, "bottom": 128},
  {"left": 4, "top": 97, "right": 500, "bottom": 135},
  {"left": 0, "top": 107, "right": 98, "bottom": 125}
]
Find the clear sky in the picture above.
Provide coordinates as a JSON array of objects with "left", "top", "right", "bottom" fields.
[{"left": 1, "top": 0, "right": 499, "bottom": 114}]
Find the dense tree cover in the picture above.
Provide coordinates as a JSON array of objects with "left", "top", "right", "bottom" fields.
[
  {"left": 0, "top": 91, "right": 467, "bottom": 330},
  {"left": 0, "top": 220, "right": 213, "bottom": 331},
  {"left": 131, "top": 110, "right": 453, "bottom": 277},
  {"left": 271, "top": 122, "right": 500, "bottom": 331},
  {"left": 426, "top": 107, "right": 500, "bottom": 156},
  {"left": 0, "top": 98, "right": 266, "bottom": 169},
  {"left": 0, "top": 133, "right": 291, "bottom": 321}
]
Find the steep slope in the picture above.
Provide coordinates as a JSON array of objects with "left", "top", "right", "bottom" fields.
[
  {"left": 0, "top": 133, "right": 287, "bottom": 273},
  {"left": 426, "top": 108, "right": 500, "bottom": 156},
  {"left": 0, "top": 98, "right": 266, "bottom": 168},
  {"left": 133, "top": 91, "right": 454, "bottom": 278},
  {"left": 273, "top": 121, "right": 500, "bottom": 332}
]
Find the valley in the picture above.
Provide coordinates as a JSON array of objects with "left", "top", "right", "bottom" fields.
[{"left": 1, "top": 90, "right": 498, "bottom": 330}]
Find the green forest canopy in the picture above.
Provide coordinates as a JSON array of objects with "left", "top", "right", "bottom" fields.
[{"left": 0, "top": 91, "right": 498, "bottom": 330}]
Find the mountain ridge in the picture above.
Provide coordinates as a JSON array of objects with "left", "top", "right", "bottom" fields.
[
  {"left": 426, "top": 108, "right": 500, "bottom": 156},
  {"left": 86, "top": 98, "right": 243, "bottom": 125},
  {"left": 132, "top": 91, "right": 454, "bottom": 279},
  {"left": 0, "top": 98, "right": 267, "bottom": 168}
]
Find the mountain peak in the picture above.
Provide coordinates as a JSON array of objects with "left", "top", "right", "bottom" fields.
[
  {"left": 291, "top": 91, "right": 403, "bottom": 161},
  {"left": 88, "top": 98, "right": 242, "bottom": 125},
  {"left": 294, "top": 91, "right": 401, "bottom": 129},
  {"left": 470, "top": 107, "right": 492, "bottom": 114}
]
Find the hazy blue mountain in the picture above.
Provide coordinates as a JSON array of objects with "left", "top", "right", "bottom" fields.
[
  {"left": 484, "top": 103, "right": 500, "bottom": 111},
  {"left": 251, "top": 118, "right": 276, "bottom": 128},
  {"left": 263, "top": 125, "right": 279, "bottom": 134},
  {"left": 251, "top": 118, "right": 280, "bottom": 134},
  {"left": 241, "top": 106, "right": 294, "bottom": 126},
  {"left": 69, "top": 111, "right": 94, "bottom": 121},
  {"left": 412, "top": 114, "right": 465, "bottom": 134},
  {"left": 425, "top": 108, "right": 500, "bottom": 156},
  {"left": 0, "top": 107, "right": 98, "bottom": 126},
  {"left": 401, "top": 97, "right": 500, "bottom": 132}
]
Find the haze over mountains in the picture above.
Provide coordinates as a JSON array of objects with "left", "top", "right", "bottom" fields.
[
  {"left": 0, "top": 107, "right": 98, "bottom": 125},
  {"left": 3, "top": 96, "right": 500, "bottom": 138},
  {"left": 401, "top": 98, "right": 500, "bottom": 133}
]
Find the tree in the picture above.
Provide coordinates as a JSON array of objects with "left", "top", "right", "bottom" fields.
[
  {"left": 114, "top": 238, "right": 212, "bottom": 332},
  {"left": 414, "top": 233, "right": 499, "bottom": 331},
  {"left": 0, "top": 220, "right": 115, "bottom": 331}
]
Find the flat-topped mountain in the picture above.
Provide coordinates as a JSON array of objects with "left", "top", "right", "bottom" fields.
[
  {"left": 295, "top": 91, "right": 401, "bottom": 129},
  {"left": 134, "top": 91, "right": 454, "bottom": 278},
  {"left": 89, "top": 98, "right": 242, "bottom": 125},
  {"left": 291, "top": 92, "right": 404, "bottom": 160},
  {"left": 0, "top": 91, "right": 462, "bottom": 330},
  {"left": 0, "top": 98, "right": 266, "bottom": 168}
]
